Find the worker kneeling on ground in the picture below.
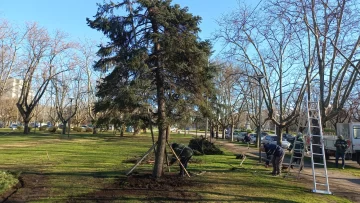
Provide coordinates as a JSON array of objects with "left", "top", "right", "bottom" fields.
[
  {"left": 262, "top": 143, "right": 285, "bottom": 176},
  {"left": 170, "top": 143, "right": 193, "bottom": 177}
]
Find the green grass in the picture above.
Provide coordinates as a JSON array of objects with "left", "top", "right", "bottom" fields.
[
  {"left": 0, "top": 170, "right": 19, "bottom": 194},
  {"left": 0, "top": 130, "right": 353, "bottom": 202}
]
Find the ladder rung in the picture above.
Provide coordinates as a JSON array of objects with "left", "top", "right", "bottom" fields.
[
  {"left": 308, "top": 101, "right": 318, "bottom": 103},
  {"left": 293, "top": 156, "right": 302, "bottom": 158},
  {"left": 312, "top": 153, "right": 324, "bottom": 156},
  {"left": 309, "top": 125, "right": 320, "bottom": 128},
  {"left": 311, "top": 144, "right": 323, "bottom": 146},
  {"left": 315, "top": 172, "right": 326, "bottom": 176},
  {"left": 308, "top": 117, "right": 319, "bottom": 119},
  {"left": 311, "top": 135, "right": 322, "bottom": 137},
  {"left": 313, "top": 163, "right": 325, "bottom": 166}
]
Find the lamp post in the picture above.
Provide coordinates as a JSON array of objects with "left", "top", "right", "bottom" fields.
[
  {"left": 68, "top": 97, "right": 74, "bottom": 138},
  {"left": 256, "top": 74, "right": 264, "bottom": 163}
]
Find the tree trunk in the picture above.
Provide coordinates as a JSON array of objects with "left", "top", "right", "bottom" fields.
[
  {"left": 152, "top": 24, "right": 166, "bottom": 177},
  {"left": 120, "top": 124, "right": 125, "bottom": 137},
  {"left": 62, "top": 121, "right": 67, "bottom": 135},
  {"left": 277, "top": 125, "right": 283, "bottom": 146},
  {"left": 230, "top": 123, "right": 234, "bottom": 142},
  {"left": 153, "top": 77, "right": 167, "bottom": 178},
  {"left": 23, "top": 119, "right": 30, "bottom": 134}
]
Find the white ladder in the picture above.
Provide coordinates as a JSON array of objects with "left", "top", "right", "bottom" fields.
[{"left": 306, "top": 98, "right": 332, "bottom": 195}]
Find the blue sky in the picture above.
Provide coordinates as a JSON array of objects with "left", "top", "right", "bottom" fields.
[{"left": 0, "top": 0, "right": 260, "bottom": 56}]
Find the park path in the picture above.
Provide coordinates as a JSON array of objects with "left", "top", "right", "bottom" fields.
[{"left": 214, "top": 139, "right": 360, "bottom": 203}]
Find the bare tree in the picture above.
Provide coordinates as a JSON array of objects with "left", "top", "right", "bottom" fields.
[
  {"left": 52, "top": 57, "right": 81, "bottom": 135},
  {"left": 16, "top": 23, "right": 75, "bottom": 134},
  {"left": 78, "top": 39, "right": 100, "bottom": 134},
  {"left": 269, "top": 0, "right": 360, "bottom": 125},
  {"left": 0, "top": 19, "right": 26, "bottom": 98},
  {"left": 216, "top": 2, "right": 306, "bottom": 145}
]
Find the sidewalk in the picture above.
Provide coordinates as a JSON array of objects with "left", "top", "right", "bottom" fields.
[{"left": 214, "top": 139, "right": 360, "bottom": 202}]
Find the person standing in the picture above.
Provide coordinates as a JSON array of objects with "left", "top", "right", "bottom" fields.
[
  {"left": 244, "top": 133, "right": 251, "bottom": 149},
  {"left": 334, "top": 135, "right": 348, "bottom": 169},
  {"left": 170, "top": 143, "right": 193, "bottom": 176},
  {"left": 262, "top": 143, "right": 285, "bottom": 176},
  {"left": 289, "top": 133, "right": 305, "bottom": 170}
]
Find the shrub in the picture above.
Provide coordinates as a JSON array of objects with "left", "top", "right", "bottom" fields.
[
  {"left": 48, "top": 127, "right": 57, "bottom": 133},
  {"left": 188, "top": 138, "right": 223, "bottom": 155},
  {"left": 39, "top": 126, "right": 47, "bottom": 131},
  {"left": 73, "top": 127, "right": 82, "bottom": 132},
  {"left": 16, "top": 126, "right": 24, "bottom": 131},
  {"left": 85, "top": 127, "right": 93, "bottom": 132}
]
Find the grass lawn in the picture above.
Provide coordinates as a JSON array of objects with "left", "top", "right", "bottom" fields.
[{"left": 0, "top": 130, "right": 352, "bottom": 202}]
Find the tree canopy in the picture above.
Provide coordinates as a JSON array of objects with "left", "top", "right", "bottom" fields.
[{"left": 87, "top": 0, "right": 214, "bottom": 178}]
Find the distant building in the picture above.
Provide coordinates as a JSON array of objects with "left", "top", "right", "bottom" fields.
[{"left": 2, "top": 78, "right": 33, "bottom": 100}]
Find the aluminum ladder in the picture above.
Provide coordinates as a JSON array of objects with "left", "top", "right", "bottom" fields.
[{"left": 306, "top": 99, "right": 332, "bottom": 195}]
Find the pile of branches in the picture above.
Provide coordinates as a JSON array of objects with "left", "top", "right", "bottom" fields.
[{"left": 188, "top": 138, "right": 223, "bottom": 155}]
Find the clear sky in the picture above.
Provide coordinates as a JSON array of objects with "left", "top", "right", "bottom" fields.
[{"left": 0, "top": 0, "right": 260, "bottom": 56}]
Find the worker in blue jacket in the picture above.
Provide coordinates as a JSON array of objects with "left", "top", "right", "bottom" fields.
[{"left": 262, "top": 143, "right": 285, "bottom": 176}]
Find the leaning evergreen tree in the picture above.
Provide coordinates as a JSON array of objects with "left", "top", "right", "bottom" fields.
[{"left": 87, "top": 0, "right": 212, "bottom": 178}]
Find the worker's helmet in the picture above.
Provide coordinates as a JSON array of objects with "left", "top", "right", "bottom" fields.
[
  {"left": 296, "top": 132, "right": 303, "bottom": 139},
  {"left": 338, "top": 135, "right": 344, "bottom": 140}
]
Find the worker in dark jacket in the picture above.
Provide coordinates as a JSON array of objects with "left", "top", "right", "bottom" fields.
[
  {"left": 334, "top": 135, "right": 348, "bottom": 169},
  {"left": 244, "top": 133, "right": 251, "bottom": 149},
  {"left": 170, "top": 143, "right": 193, "bottom": 176},
  {"left": 262, "top": 143, "right": 285, "bottom": 176},
  {"left": 289, "top": 133, "right": 305, "bottom": 170}
]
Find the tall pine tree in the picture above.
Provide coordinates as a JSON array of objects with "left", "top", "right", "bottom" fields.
[{"left": 87, "top": 0, "right": 213, "bottom": 178}]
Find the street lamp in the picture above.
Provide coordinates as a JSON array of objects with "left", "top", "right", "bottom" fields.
[
  {"left": 256, "top": 74, "right": 264, "bottom": 163},
  {"left": 68, "top": 97, "right": 74, "bottom": 138}
]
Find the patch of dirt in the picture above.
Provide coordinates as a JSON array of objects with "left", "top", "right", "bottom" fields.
[
  {"left": 67, "top": 173, "right": 204, "bottom": 203},
  {"left": 3, "top": 173, "right": 51, "bottom": 203}
]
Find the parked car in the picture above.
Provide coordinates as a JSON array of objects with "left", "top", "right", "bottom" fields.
[
  {"left": 283, "top": 133, "right": 295, "bottom": 142},
  {"left": 248, "top": 133, "right": 266, "bottom": 143},
  {"left": 261, "top": 135, "right": 290, "bottom": 149},
  {"left": 9, "top": 124, "right": 18, "bottom": 130},
  {"left": 236, "top": 132, "right": 248, "bottom": 142},
  {"left": 225, "top": 131, "right": 239, "bottom": 139},
  {"left": 249, "top": 133, "right": 257, "bottom": 143},
  {"left": 170, "top": 127, "right": 178, "bottom": 132}
]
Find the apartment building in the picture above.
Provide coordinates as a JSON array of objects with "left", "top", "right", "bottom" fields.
[{"left": 1, "top": 78, "right": 33, "bottom": 100}]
